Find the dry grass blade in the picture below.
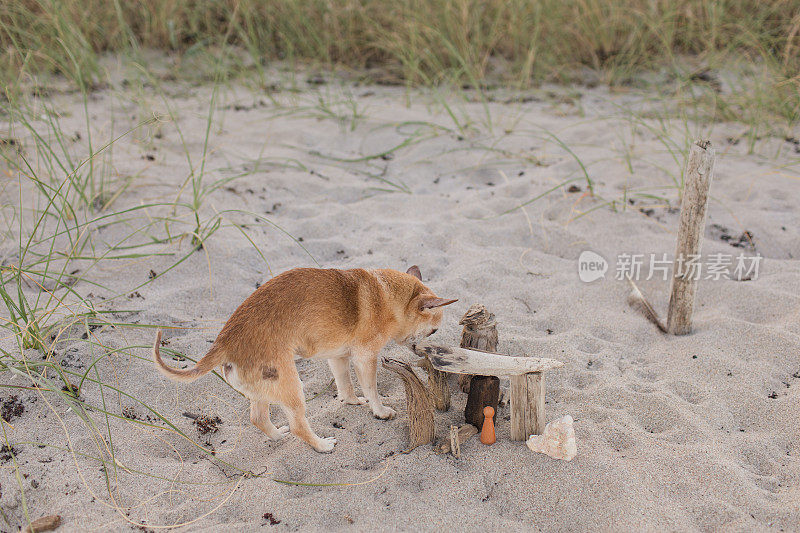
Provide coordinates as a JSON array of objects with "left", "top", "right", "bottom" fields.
[{"left": 626, "top": 275, "right": 667, "bottom": 333}]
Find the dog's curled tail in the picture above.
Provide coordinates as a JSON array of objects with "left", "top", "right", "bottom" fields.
[{"left": 153, "top": 330, "right": 225, "bottom": 382}]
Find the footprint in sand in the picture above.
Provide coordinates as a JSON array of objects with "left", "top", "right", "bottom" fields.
[
  {"left": 603, "top": 424, "right": 637, "bottom": 452},
  {"left": 631, "top": 397, "right": 681, "bottom": 434},
  {"left": 668, "top": 380, "right": 708, "bottom": 405},
  {"left": 570, "top": 371, "right": 599, "bottom": 390},
  {"left": 736, "top": 446, "right": 782, "bottom": 494},
  {"left": 577, "top": 337, "right": 602, "bottom": 355},
  {"left": 626, "top": 381, "right": 657, "bottom": 394}
]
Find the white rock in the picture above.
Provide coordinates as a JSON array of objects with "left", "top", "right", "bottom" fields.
[{"left": 526, "top": 415, "right": 577, "bottom": 461}]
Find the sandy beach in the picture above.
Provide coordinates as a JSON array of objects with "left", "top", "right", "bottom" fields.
[{"left": 1, "top": 74, "right": 799, "bottom": 531}]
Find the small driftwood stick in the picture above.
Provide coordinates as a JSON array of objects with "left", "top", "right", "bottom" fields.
[
  {"left": 437, "top": 424, "right": 478, "bottom": 456},
  {"left": 458, "top": 304, "right": 499, "bottom": 393},
  {"left": 667, "top": 140, "right": 715, "bottom": 335},
  {"left": 510, "top": 372, "right": 545, "bottom": 440},
  {"left": 449, "top": 425, "right": 461, "bottom": 458},
  {"left": 381, "top": 358, "right": 434, "bottom": 450},
  {"left": 417, "top": 354, "right": 450, "bottom": 411}
]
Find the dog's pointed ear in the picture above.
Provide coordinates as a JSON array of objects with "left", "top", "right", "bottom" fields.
[
  {"left": 419, "top": 297, "right": 458, "bottom": 310},
  {"left": 406, "top": 265, "right": 422, "bottom": 280}
]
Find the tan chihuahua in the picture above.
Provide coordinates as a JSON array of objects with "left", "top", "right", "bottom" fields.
[{"left": 154, "top": 266, "right": 456, "bottom": 452}]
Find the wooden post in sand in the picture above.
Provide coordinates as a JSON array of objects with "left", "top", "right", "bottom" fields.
[
  {"left": 509, "top": 373, "right": 545, "bottom": 440},
  {"left": 460, "top": 305, "right": 500, "bottom": 428},
  {"left": 411, "top": 342, "right": 564, "bottom": 441},
  {"left": 667, "top": 140, "right": 716, "bottom": 335},
  {"left": 458, "top": 304, "right": 499, "bottom": 391}
]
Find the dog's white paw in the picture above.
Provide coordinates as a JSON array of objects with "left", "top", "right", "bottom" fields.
[
  {"left": 313, "top": 436, "right": 337, "bottom": 453},
  {"left": 269, "top": 425, "right": 290, "bottom": 441},
  {"left": 342, "top": 396, "right": 367, "bottom": 406},
  {"left": 373, "top": 406, "right": 396, "bottom": 420}
]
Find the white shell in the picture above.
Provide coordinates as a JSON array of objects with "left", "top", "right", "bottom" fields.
[{"left": 526, "top": 415, "right": 577, "bottom": 461}]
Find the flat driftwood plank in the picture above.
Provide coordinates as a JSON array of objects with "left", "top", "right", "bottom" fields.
[{"left": 411, "top": 341, "right": 564, "bottom": 376}]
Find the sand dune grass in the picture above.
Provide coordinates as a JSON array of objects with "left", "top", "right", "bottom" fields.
[{"left": 1, "top": 0, "right": 798, "bottom": 123}]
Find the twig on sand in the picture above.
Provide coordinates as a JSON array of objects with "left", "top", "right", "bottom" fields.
[
  {"left": 437, "top": 424, "right": 478, "bottom": 456},
  {"left": 626, "top": 275, "right": 667, "bottom": 333}
]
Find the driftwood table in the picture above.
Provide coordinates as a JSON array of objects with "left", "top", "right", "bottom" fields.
[{"left": 411, "top": 341, "right": 565, "bottom": 440}]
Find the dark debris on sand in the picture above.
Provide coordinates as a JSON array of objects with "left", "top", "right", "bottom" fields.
[
  {"left": 184, "top": 412, "right": 222, "bottom": 435},
  {"left": 710, "top": 224, "right": 756, "bottom": 251},
  {"left": 0, "top": 444, "right": 20, "bottom": 463},
  {"left": 1, "top": 395, "right": 25, "bottom": 422},
  {"left": 263, "top": 512, "right": 281, "bottom": 525}
]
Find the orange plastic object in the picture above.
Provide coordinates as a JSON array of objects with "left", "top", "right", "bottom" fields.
[{"left": 480, "top": 406, "right": 496, "bottom": 445}]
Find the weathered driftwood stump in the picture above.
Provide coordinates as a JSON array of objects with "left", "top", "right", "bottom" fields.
[
  {"left": 417, "top": 354, "right": 450, "bottom": 411},
  {"left": 458, "top": 304, "right": 499, "bottom": 392},
  {"left": 382, "top": 358, "right": 434, "bottom": 450},
  {"left": 459, "top": 304, "right": 500, "bottom": 428},
  {"left": 411, "top": 341, "right": 564, "bottom": 440}
]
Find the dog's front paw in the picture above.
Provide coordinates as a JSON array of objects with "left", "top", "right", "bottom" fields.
[
  {"left": 341, "top": 396, "right": 367, "bottom": 406},
  {"left": 269, "top": 425, "right": 290, "bottom": 441},
  {"left": 313, "top": 436, "right": 337, "bottom": 453},
  {"left": 373, "top": 406, "right": 396, "bottom": 420}
]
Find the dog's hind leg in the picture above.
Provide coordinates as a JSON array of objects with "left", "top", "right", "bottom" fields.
[
  {"left": 276, "top": 365, "right": 336, "bottom": 453},
  {"left": 250, "top": 399, "right": 289, "bottom": 441}
]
